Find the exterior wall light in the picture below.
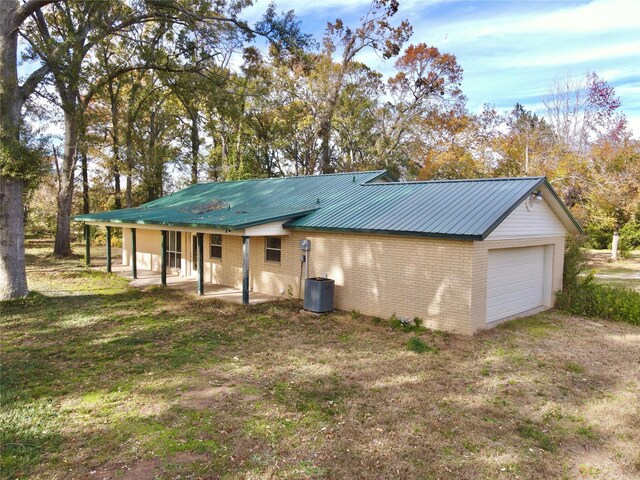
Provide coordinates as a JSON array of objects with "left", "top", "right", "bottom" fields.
[{"left": 525, "top": 190, "right": 543, "bottom": 211}]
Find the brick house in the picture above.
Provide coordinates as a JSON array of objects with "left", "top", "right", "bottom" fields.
[{"left": 74, "top": 170, "right": 582, "bottom": 335}]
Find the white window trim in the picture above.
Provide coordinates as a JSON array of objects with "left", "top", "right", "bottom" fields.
[
  {"left": 166, "top": 231, "right": 182, "bottom": 269},
  {"left": 265, "top": 237, "right": 282, "bottom": 263},
  {"left": 210, "top": 234, "right": 222, "bottom": 260}
]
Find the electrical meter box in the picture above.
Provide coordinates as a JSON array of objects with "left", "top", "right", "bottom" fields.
[{"left": 299, "top": 239, "right": 311, "bottom": 251}]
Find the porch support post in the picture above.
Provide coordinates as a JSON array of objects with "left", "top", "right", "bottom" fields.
[
  {"left": 105, "top": 226, "right": 112, "bottom": 273},
  {"left": 131, "top": 227, "right": 137, "bottom": 279},
  {"left": 84, "top": 223, "right": 91, "bottom": 267},
  {"left": 197, "top": 232, "right": 204, "bottom": 295},
  {"left": 160, "top": 230, "right": 167, "bottom": 286},
  {"left": 242, "top": 236, "right": 250, "bottom": 305}
]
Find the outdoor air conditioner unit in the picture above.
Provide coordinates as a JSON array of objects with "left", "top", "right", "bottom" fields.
[{"left": 304, "top": 277, "right": 335, "bottom": 313}]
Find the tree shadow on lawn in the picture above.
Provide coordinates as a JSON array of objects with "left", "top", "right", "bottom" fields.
[
  {"left": 1, "top": 288, "right": 241, "bottom": 401},
  {"left": 1, "top": 286, "right": 242, "bottom": 479},
  {"left": 220, "top": 314, "right": 639, "bottom": 479},
  {"left": 58, "top": 314, "right": 640, "bottom": 478}
]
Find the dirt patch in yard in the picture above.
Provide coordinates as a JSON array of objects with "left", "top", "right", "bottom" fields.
[
  {"left": 136, "top": 312, "right": 640, "bottom": 479},
  {"left": 179, "top": 384, "right": 262, "bottom": 409},
  {"left": 97, "top": 452, "right": 209, "bottom": 480}
]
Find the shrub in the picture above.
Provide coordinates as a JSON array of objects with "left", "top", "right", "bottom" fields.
[
  {"left": 406, "top": 336, "right": 436, "bottom": 354},
  {"left": 585, "top": 223, "right": 611, "bottom": 250},
  {"left": 557, "top": 234, "right": 640, "bottom": 325},
  {"left": 562, "top": 234, "right": 589, "bottom": 292},
  {"left": 557, "top": 275, "right": 640, "bottom": 325},
  {"left": 92, "top": 228, "right": 123, "bottom": 247},
  {"left": 619, "top": 221, "right": 640, "bottom": 257}
]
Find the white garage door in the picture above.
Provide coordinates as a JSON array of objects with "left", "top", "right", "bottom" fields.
[{"left": 486, "top": 246, "right": 545, "bottom": 323}]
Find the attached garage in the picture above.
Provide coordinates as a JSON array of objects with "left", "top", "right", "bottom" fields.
[{"left": 486, "top": 246, "right": 551, "bottom": 324}]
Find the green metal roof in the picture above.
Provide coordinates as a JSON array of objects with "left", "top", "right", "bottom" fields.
[
  {"left": 286, "top": 176, "right": 556, "bottom": 239},
  {"left": 74, "top": 170, "right": 581, "bottom": 239},
  {"left": 73, "top": 170, "right": 388, "bottom": 230}
]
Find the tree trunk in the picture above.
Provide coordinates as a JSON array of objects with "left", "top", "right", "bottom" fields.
[
  {"left": 126, "top": 173, "right": 132, "bottom": 208},
  {"left": 190, "top": 115, "right": 199, "bottom": 184},
  {"left": 81, "top": 151, "right": 90, "bottom": 214},
  {"left": 108, "top": 79, "right": 122, "bottom": 209},
  {"left": 53, "top": 111, "right": 80, "bottom": 256},
  {"left": 124, "top": 129, "right": 133, "bottom": 208},
  {"left": 146, "top": 109, "right": 162, "bottom": 202},
  {"left": 114, "top": 166, "right": 121, "bottom": 209},
  {"left": 124, "top": 79, "right": 141, "bottom": 208},
  {"left": 0, "top": 0, "right": 28, "bottom": 299},
  {"left": 319, "top": 118, "right": 332, "bottom": 174},
  {"left": 611, "top": 229, "right": 620, "bottom": 261},
  {"left": 318, "top": 65, "right": 346, "bottom": 174},
  {"left": 0, "top": 177, "right": 28, "bottom": 299}
]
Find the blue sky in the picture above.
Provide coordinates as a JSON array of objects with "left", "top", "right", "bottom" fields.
[{"left": 242, "top": 0, "right": 640, "bottom": 135}]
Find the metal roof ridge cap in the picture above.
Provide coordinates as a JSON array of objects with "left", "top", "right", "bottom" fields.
[
  {"left": 198, "top": 169, "right": 387, "bottom": 185},
  {"left": 360, "top": 176, "right": 546, "bottom": 186}
]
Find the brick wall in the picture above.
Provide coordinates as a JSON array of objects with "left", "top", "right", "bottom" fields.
[
  {"left": 250, "top": 232, "right": 476, "bottom": 335},
  {"left": 120, "top": 227, "right": 566, "bottom": 335}
]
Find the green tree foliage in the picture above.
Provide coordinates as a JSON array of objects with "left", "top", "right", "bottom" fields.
[
  {"left": 0, "top": 124, "right": 48, "bottom": 190},
  {"left": 8, "top": 0, "right": 639, "bottom": 275}
]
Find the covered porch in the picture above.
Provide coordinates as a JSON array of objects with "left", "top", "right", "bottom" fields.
[
  {"left": 80, "top": 220, "right": 295, "bottom": 305},
  {"left": 104, "top": 264, "right": 276, "bottom": 304}
]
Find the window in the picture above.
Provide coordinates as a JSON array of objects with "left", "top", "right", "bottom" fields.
[
  {"left": 265, "top": 237, "right": 281, "bottom": 263},
  {"left": 210, "top": 234, "right": 222, "bottom": 259},
  {"left": 166, "top": 231, "right": 182, "bottom": 268}
]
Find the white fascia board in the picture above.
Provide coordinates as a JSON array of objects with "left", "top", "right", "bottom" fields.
[{"left": 243, "top": 220, "right": 292, "bottom": 236}]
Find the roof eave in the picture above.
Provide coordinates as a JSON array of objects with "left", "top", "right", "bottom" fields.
[
  {"left": 479, "top": 177, "right": 547, "bottom": 240},
  {"left": 285, "top": 224, "right": 481, "bottom": 241},
  {"left": 73, "top": 216, "right": 241, "bottom": 231},
  {"left": 73, "top": 208, "right": 318, "bottom": 231}
]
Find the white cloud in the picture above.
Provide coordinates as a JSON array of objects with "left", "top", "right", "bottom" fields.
[
  {"left": 419, "top": 0, "right": 640, "bottom": 45},
  {"left": 237, "top": 0, "right": 640, "bottom": 138},
  {"left": 495, "top": 41, "right": 640, "bottom": 69}
]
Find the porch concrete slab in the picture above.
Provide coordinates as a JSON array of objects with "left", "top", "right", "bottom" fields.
[{"left": 99, "top": 264, "right": 277, "bottom": 305}]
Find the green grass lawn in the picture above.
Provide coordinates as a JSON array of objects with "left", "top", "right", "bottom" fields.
[{"left": 1, "top": 240, "right": 640, "bottom": 479}]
